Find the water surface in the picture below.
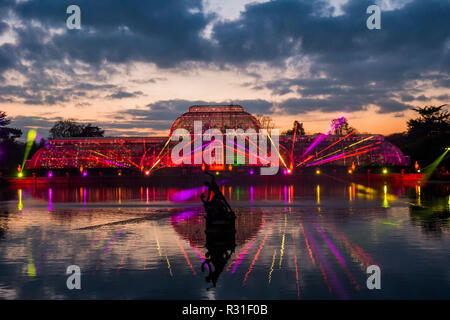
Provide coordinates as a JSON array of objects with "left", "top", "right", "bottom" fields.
[{"left": 0, "top": 178, "right": 449, "bottom": 299}]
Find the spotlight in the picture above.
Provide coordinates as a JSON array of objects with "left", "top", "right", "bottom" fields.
[
  {"left": 215, "top": 171, "right": 219, "bottom": 175},
  {"left": 283, "top": 169, "right": 288, "bottom": 175},
  {"left": 382, "top": 168, "right": 388, "bottom": 174},
  {"left": 249, "top": 169, "right": 254, "bottom": 175},
  {"left": 82, "top": 171, "right": 87, "bottom": 177},
  {"left": 315, "top": 169, "right": 321, "bottom": 175},
  {"left": 145, "top": 171, "right": 150, "bottom": 176},
  {"left": 348, "top": 169, "right": 352, "bottom": 174},
  {"left": 48, "top": 171, "right": 53, "bottom": 178},
  {"left": 18, "top": 172, "right": 23, "bottom": 178},
  {"left": 287, "top": 169, "right": 292, "bottom": 174}
]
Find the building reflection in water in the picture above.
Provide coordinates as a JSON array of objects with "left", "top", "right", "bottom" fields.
[
  {"left": 201, "top": 225, "right": 236, "bottom": 290},
  {"left": 1, "top": 179, "right": 449, "bottom": 298}
]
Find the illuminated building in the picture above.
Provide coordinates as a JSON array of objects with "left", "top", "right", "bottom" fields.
[
  {"left": 170, "top": 105, "right": 261, "bottom": 134},
  {"left": 26, "top": 105, "right": 410, "bottom": 173}
]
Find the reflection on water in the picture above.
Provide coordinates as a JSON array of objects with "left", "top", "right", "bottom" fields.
[{"left": 0, "top": 179, "right": 449, "bottom": 299}]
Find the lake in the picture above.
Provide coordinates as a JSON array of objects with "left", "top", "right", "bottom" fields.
[{"left": 0, "top": 176, "right": 449, "bottom": 299}]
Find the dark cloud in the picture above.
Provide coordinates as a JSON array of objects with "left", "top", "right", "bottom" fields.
[
  {"left": 0, "top": 20, "right": 8, "bottom": 34},
  {"left": 211, "top": 0, "right": 449, "bottom": 113},
  {"left": 0, "top": 44, "right": 15, "bottom": 76},
  {"left": 106, "top": 90, "right": 144, "bottom": 100},
  {"left": 10, "top": 0, "right": 213, "bottom": 68},
  {"left": 10, "top": 115, "right": 165, "bottom": 138},
  {"left": 0, "top": 81, "right": 122, "bottom": 105},
  {"left": 120, "top": 99, "right": 275, "bottom": 123},
  {"left": 0, "top": 0, "right": 448, "bottom": 132}
]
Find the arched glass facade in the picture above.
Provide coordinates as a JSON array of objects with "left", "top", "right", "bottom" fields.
[{"left": 27, "top": 105, "right": 410, "bottom": 171}]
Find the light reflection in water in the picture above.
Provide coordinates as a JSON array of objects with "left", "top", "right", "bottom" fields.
[
  {"left": 0, "top": 180, "right": 449, "bottom": 299},
  {"left": 18, "top": 189, "right": 23, "bottom": 211},
  {"left": 383, "top": 184, "right": 389, "bottom": 208},
  {"left": 316, "top": 185, "right": 320, "bottom": 205},
  {"left": 48, "top": 188, "right": 52, "bottom": 212}
]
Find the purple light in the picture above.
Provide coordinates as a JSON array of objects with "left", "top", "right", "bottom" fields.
[
  {"left": 302, "top": 225, "right": 349, "bottom": 299},
  {"left": 314, "top": 224, "right": 346, "bottom": 267},
  {"left": 48, "top": 188, "right": 53, "bottom": 212},
  {"left": 283, "top": 169, "right": 288, "bottom": 175},
  {"left": 82, "top": 171, "right": 87, "bottom": 177},
  {"left": 302, "top": 117, "right": 347, "bottom": 157},
  {"left": 249, "top": 169, "right": 254, "bottom": 175},
  {"left": 171, "top": 187, "right": 203, "bottom": 202},
  {"left": 48, "top": 171, "right": 53, "bottom": 178},
  {"left": 170, "top": 180, "right": 228, "bottom": 202},
  {"left": 231, "top": 240, "right": 255, "bottom": 274},
  {"left": 171, "top": 211, "right": 197, "bottom": 222},
  {"left": 303, "top": 133, "right": 327, "bottom": 157},
  {"left": 306, "top": 152, "right": 343, "bottom": 167}
]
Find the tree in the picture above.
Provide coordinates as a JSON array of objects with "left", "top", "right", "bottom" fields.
[
  {"left": 283, "top": 121, "right": 305, "bottom": 136},
  {"left": 255, "top": 114, "right": 275, "bottom": 131},
  {"left": 0, "top": 111, "right": 22, "bottom": 143},
  {"left": 80, "top": 124, "right": 105, "bottom": 137},
  {"left": 0, "top": 111, "right": 23, "bottom": 173},
  {"left": 407, "top": 105, "right": 449, "bottom": 137},
  {"left": 387, "top": 105, "right": 450, "bottom": 170},
  {"left": 49, "top": 120, "right": 104, "bottom": 139},
  {"left": 330, "top": 117, "right": 356, "bottom": 135}
]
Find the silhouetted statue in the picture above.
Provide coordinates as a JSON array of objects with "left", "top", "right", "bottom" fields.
[
  {"left": 201, "top": 225, "right": 236, "bottom": 290},
  {"left": 200, "top": 172, "right": 236, "bottom": 290},
  {"left": 201, "top": 172, "right": 235, "bottom": 223}
]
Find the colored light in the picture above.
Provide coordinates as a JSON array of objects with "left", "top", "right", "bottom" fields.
[
  {"left": 382, "top": 168, "right": 388, "bottom": 174},
  {"left": 215, "top": 171, "right": 219, "bottom": 175},
  {"left": 283, "top": 169, "right": 288, "bottom": 175},
  {"left": 287, "top": 169, "right": 292, "bottom": 174},
  {"left": 307, "top": 147, "right": 377, "bottom": 167},
  {"left": 18, "top": 172, "right": 23, "bottom": 178},
  {"left": 82, "top": 171, "right": 87, "bottom": 176},
  {"left": 249, "top": 169, "right": 254, "bottom": 175},
  {"left": 22, "top": 129, "right": 37, "bottom": 171},
  {"left": 145, "top": 171, "right": 150, "bottom": 175},
  {"left": 48, "top": 171, "right": 53, "bottom": 178},
  {"left": 316, "top": 169, "right": 321, "bottom": 175},
  {"left": 348, "top": 169, "right": 352, "bottom": 174}
]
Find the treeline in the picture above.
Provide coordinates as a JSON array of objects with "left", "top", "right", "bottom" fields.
[
  {"left": 0, "top": 116, "right": 104, "bottom": 175},
  {"left": 386, "top": 105, "right": 450, "bottom": 170}
]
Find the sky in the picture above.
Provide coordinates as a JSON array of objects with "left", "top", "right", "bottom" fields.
[{"left": 0, "top": 0, "right": 449, "bottom": 138}]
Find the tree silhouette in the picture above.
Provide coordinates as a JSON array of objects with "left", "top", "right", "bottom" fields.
[
  {"left": 0, "top": 111, "right": 23, "bottom": 173},
  {"left": 330, "top": 117, "right": 356, "bottom": 135},
  {"left": 49, "top": 120, "right": 104, "bottom": 139},
  {"left": 283, "top": 120, "right": 305, "bottom": 136},
  {"left": 254, "top": 114, "right": 275, "bottom": 131},
  {"left": 0, "top": 111, "right": 22, "bottom": 143},
  {"left": 387, "top": 105, "right": 450, "bottom": 170},
  {"left": 407, "top": 105, "right": 449, "bottom": 137}
]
